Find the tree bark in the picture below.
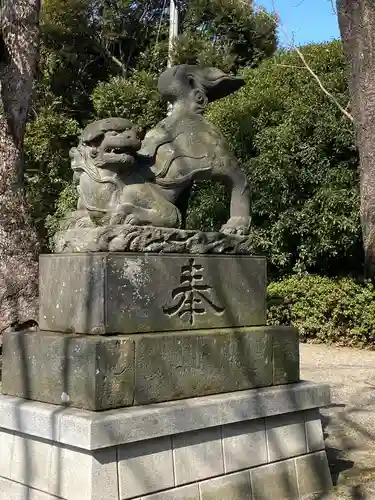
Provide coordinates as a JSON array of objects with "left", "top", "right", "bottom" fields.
[
  {"left": 0, "top": 0, "right": 41, "bottom": 332},
  {"left": 337, "top": 0, "right": 375, "bottom": 277}
]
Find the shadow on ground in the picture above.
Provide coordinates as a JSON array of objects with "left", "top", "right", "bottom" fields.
[{"left": 312, "top": 377, "right": 375, "bottom": 499}]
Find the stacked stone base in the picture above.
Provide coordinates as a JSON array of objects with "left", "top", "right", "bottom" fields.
[
  {"left": 0, "top": 251, "right": 333, "bottom": 498},
  {"left": 1, "top": 326, "right": 299, "bottom": 410},
  {"left": 0, "top": 382, "right": 331, "bottom": 500}
]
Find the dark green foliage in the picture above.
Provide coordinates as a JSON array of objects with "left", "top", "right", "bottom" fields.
[
  {"left": 33, "top": 0, "right": 277, "bottom": 245},
  {"left": 181, "top": 0, "right": 277, "bottom": 71},
  {"left": 92, "top": 71, "right": 165, "bottom": 133},
  {"left": 171, "top": 32, "right": 236, "bottom": 74},
  {"left": 39, "top": 0, "right": 115, "bottom": 118},
  {"left": 267, "top": 274, "right": 375, "bottom": 348},
  {"left": 186, "top": 182, "right": 230, "bottom": 231},
  {"left": 27, "top": 1, "right": 361, "bottom": 281},
  {"left": 200, "top": 41, "right": 362, "bottom": 277},
  {"left": 44, "top": 184, "right": 78, "bottom": 248},
  {"left": 24, "top": 106, "right": 80, "bottom": 248}
]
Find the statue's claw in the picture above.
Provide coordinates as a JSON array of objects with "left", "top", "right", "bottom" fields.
[
  {"left": 123, "top": 214, "right": 140, "bottom": 225},
  {"left": 109, "top": 203, "right": 135, "bottom": 226},
  {"left": 220, "top": 217, "right": 251, "bottom": 236}
]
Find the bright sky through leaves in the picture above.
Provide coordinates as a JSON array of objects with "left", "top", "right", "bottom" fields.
[{"left": 256, "top": 0, "right": 340, "bottom": 46}]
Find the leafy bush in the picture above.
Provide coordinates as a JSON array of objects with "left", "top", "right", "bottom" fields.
[
  {"left": 182, "top": 1, "right": 277, "bottom": 71},
  {"left": 203, "top": 41, "right": 362, "bottom": 277},
  {"left": 267, "top": 274, "right": 375, "bottom": 347},
  {"left": 46, "top": 41, "right": 363, "bottom": 282},
  {"left": 92, "top": 71, "right": 165, "bottom": 134},
  {"left": 24, "top": 106, "right": 80, "bottom": 247},
  {"left": 44, "top": 184, "right": 78, "bottom": 249}
]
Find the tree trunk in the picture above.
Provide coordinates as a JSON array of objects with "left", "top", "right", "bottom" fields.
[
  {"left": 337, "top": 0, "right": 375, "bottom": 277},
  {"left": 0, "top": 0, "right": 41, "bottom": 332}
]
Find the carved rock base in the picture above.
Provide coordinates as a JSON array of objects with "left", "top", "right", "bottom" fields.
[
  {"left": 39, "top": 253, "right": 266, "bottom": 335},
  {"left": 53, "top": 225, "right": 255, "bottom": 254},
  {"left": 1, "top": 326, "right": 299, "bottom": 410}
]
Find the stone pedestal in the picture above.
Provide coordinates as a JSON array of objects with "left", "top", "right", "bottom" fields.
[
  {"left": 38, "top": 253, "right": 266, "bottom": 334},
  {"left": 0, "top": 250, "right": 333, "bottom": 499},
  {"left": 0, "top": 382, "right": 332, "bottom": 500}
]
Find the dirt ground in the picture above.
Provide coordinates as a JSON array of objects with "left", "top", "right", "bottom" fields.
[{"left": 301, "top": 343, "right": 375, "bottom": 499}]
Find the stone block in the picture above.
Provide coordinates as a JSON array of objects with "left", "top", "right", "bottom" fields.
[
  {"left": 0, "top": 477, "right": 60, "bottom": 500},
  {"left": 271, "top": 327, "right": 300, "bottom": 385},
  {"left": 2, "top": 430, "right": 119, "bottom": 500},
  {"left": 250, "top": 459, "right": 299, "bottom": 500},
  {"left": 141, "top": 484, "right": 199, "bottom": 500},
  {"left": 10, "top": 433, "right": 52, "bottom": 493},
  {"left": 172, "top": 427, "right": 224, "bottom": 485},
  {"left": 39, "top": 253, "right": 106, "bottom": 335},
  {"left": 118, "top": 436, "right": 174, "bottom": 499},
  {"left": 0, "top": 382, "right": 330, "bottom": 450},
  {"left": 0, "top": 386, "right": 332, "bottom": 500},
  {"left": 2, "top": 326, "right": 300, "bottom": 409},
  {"left": 134, "top": 328, "right": 273, "bottom": 405},
  {"left": 0, "top": 428, "right": 13, "bottom": 478},
  {"left": 49, "top": 445, "right": 118, "bottom": 500},
  {"left": 39, "top": 253, "right": 266, "bottom": 334},
  {"left": 305, "top": 409, "right": 325, "bottom": 453},
  {"left": 222, "top": 419, "right": 267, "bottom": 473},
  {"left": 266, "top": 411, "right": 307, "bottom": 462},
  {"left": 200, "top": 470, "right": 252, "bottom": 500},
  {"left": 1, "top": 330, "right": 134, "bottom": 411},
  {"left": 295, "top": 451, "right": 333, "bottom": 497}
]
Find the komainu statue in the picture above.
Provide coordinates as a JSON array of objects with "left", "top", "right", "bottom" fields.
[
  {"left": 139, "top": 65, "right": 250, "bottom": 236},
  {"left": 59, "top": 65, "right": 252, "bottom": 252},
  {"left": 68, "top": 117, "right": 181, "bottom": 229}
]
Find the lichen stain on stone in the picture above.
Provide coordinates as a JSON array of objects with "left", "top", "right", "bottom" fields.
[
  {"left": 121, "top": 259, "right": 151, "bottom": 304},
  {"left": 121, "top": 259, "right": 144, "bottom": 284}
]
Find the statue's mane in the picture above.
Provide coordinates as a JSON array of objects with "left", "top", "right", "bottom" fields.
[{"left": 71, "top": 145, "right": 120, "bottom": 188}]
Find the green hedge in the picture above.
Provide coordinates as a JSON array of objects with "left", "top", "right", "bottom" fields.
[{"left": 267, "top": 274, "right": 375, "bottom": 348}]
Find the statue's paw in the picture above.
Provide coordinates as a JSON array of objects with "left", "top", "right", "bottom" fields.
[
  {"left": 220, "top": 217, "right": 251, "bottom": 236},
  {"left": 123, "top": 214, "right": 140, "bottom": 225},
  {"left": 109, "top": 204, "right": 136, "bottom": 225}
]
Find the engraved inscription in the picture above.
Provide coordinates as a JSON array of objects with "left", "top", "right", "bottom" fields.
[{"left": 163, "top": 258, "right": 225, "bottom": 325}]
